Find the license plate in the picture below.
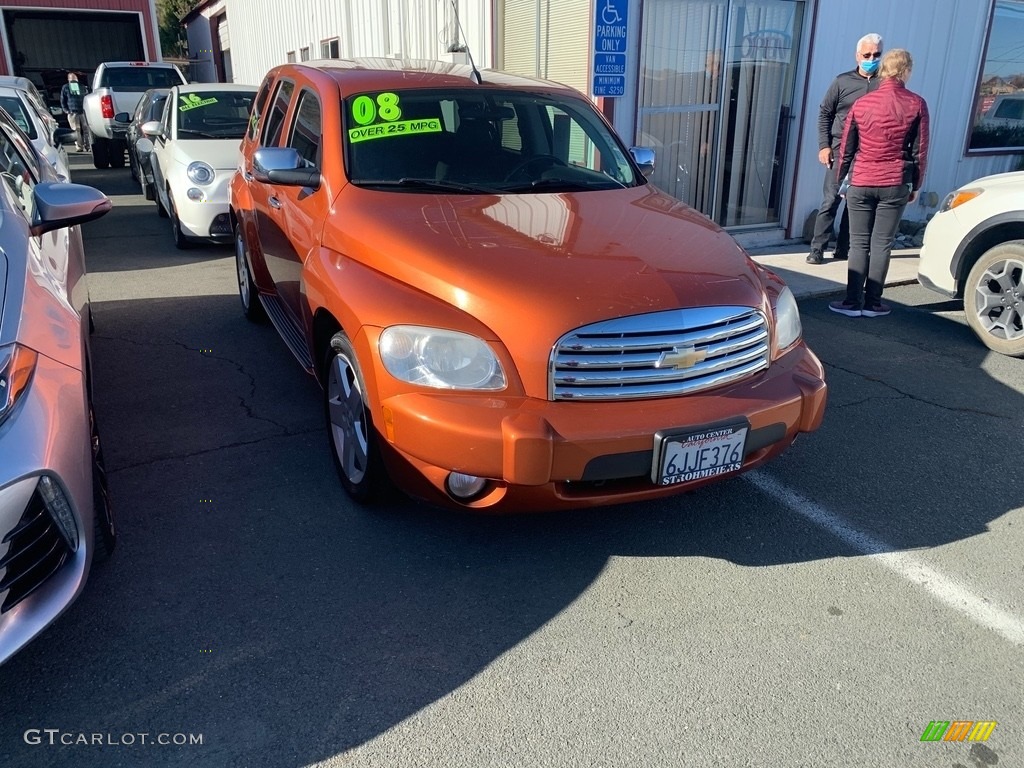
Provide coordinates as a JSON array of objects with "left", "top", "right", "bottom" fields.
[{"left": 653, "top": 424, "right": 748, "bottom": 486}]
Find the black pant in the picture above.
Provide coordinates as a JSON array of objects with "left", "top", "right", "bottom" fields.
[
  {"left": 810, "top": 157, "right": 849, "bottom": 255},
  {"left": 845, "top": 184, "right": 911, "bottom": 307}
]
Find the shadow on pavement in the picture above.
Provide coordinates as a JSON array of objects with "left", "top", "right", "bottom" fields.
[{"left": 1, "top": 160, "right": 1021, "bottom": 767}]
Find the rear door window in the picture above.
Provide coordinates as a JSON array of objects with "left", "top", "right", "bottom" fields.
[
  {"left": 248, "top": 77, "right": 273, "bottom": 141},
  {"left": 287, "top": 89, "right": 322, "bottom": 167},
  {"left": 262, "top": 80, "right": 295, "bottom": 147}
]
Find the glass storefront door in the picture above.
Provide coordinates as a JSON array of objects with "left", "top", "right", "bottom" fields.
[{"left": 637, "top": 0, "right": 804, "bottom": 229}]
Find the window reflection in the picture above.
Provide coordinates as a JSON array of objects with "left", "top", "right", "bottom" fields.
[{"left": 969, "top": 0, "right": 1024, "bottom": 152}]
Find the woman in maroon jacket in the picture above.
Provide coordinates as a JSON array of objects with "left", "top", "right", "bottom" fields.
[{"left": 830, "top": 49, "right": 929, "bottom": 317}]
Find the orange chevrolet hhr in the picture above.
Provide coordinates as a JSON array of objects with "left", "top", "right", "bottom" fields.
[{"left": 230, "top": 58, "right": 827, "bottom": 512}]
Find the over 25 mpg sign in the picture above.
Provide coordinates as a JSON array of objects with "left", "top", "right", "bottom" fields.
[{"left": 592, "top": 0, "right": 628, "bottom": 97}]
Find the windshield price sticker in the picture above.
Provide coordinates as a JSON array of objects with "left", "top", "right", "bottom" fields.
[
  {"left": 348, "top": 117, "right": 441, "bottom": 143},
  {"left": 180, "top": 94, "right": 218, "bottom": 112},
  {"left": 348, "top": 92, "right": 443, "bottom": 143},
  {"left": 655, "top": 425, "right": 747, "bottom": 485}
]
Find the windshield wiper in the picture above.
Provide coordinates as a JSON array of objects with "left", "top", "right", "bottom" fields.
[
  {"left": 355, "top": 177, "right": 502, "bottom": 194},
  {"left": 500, "top": 177, "right": 622, "bottom": 193},
  {"left": 177, "top": 128, "right": 220, "bottom": 139}
]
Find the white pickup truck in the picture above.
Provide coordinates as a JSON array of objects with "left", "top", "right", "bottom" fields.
[{"left": 83, "top": 61, "right": 187, "bottom": 169}]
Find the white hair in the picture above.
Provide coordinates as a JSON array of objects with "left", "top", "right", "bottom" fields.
[{"left": 857, "top": 33, "right": 883, "bottom": 49}]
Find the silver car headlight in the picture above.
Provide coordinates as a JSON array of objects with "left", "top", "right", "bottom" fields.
[
  {"left": 379, "top": 326, "right": 506, "bottom": 390},
  {"left": 772, "top": 286, "right": 802, "bottom": 354},
  {"left": 187, "top": 161, "right": 215, "bottom": 186},
  {"left": 0, "top": 343, "right": 38, "bottom": 425}
]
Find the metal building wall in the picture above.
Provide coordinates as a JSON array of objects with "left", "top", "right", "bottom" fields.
[
  {"left": 794, "top": 0, "right": 1019, "bottom": 230},
  {"left": 226, "top": 0, "right": 493, "bottom": 87}
]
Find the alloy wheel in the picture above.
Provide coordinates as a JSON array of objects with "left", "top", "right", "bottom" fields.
[
  {"left": 326, "top": 352, "right": 370, "bottom": 485},
  {"left": 972, "top": 256, "right": 1024, "bottom": 342}
]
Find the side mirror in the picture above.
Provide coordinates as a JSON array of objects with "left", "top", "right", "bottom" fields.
[
  {"left": 114, "top": 112, "right": 131, "bottom": 123},
  {"left": 252, "top": 147, "right": 321, "bottom": 189},
  {"left": 629, "top": 147, "right": 656, "bottom": 178},
  {"left": 29, "top": 182, "right": 112, "bottom": 237},
  {"left": 136, "top": 137, "right": 154, "bottom": 157},
  {"left": 141, "top": 120, "right": 162, "bottom": 138},
  {"left": 53, "top": 127, "right": 76, "bottom": 145}
]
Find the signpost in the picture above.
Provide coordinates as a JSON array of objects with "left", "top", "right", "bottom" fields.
[{"left": 592, "top": 0, "right": 628, "bottom": 97}]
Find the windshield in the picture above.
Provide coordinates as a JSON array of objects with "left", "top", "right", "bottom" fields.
[
  {"left": 343, "top": 88, "right": 639, "bottom": 193},
  {"left": 176, "top": 91, "right": 255, "bottom": 139},
  {"left": 101, "top": 67, "right": 184, "bottom": 90},
  {"left": 0, "top": 95, "right": 37, "bottom": 140}
]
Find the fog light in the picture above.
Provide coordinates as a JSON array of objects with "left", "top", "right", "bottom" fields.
[
  {"left": 186, "top": 187, "right": 206, "bottom": 202},
  {"left": 446, "top": 472, "right": 487, "bottom": 499},
  {"left": 38, "top": 475, "right": 79, "bottom": 551}
]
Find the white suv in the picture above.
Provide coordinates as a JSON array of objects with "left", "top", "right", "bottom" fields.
[{"left": 917, "top": 170, "right": 1024, "bottom": 357}]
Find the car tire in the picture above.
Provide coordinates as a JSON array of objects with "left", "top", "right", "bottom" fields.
[
  {"left": 109, "top": 141, "right": 125, "bottom": 169},
  {"left": 235, "top": 223, "right": 267, "bottom": 323},
  {"left": 323, "top": 332, "right": 386, "bottom": 502},
  {"left": 89, "top": 401, "right": 117, "bottom": 562},
  {"left": 155, "top": 188, "right": 168, "bottom": 217},
  {"left": 92, "top": 138, "right": 110, "bottom": 169},
  {"left": 169, "top": 196, "right": 190, "bottom": 249},
  {"left": 128, "top": 152, "right": 138, "bottom": 182},
  {"left": 964, "top": 240, "right": 1024, "bottom": 358}
]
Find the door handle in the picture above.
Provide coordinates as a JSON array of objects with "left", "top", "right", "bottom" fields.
[
  {"left": 243, "top": 171, "right": 254, "bottom": 182},
  {"left": 268, "top": 196, "right": 282, "bottom": 209}
]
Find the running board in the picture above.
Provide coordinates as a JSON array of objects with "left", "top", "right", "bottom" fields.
[{"left": 259, "top": 293, "right": 315, "bottom": 373}]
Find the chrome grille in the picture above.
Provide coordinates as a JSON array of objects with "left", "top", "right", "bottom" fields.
[{"left": 550, "top": 307, "right": 770, "bottom": 400}]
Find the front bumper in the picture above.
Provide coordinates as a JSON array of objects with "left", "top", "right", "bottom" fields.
[
  {"left": 917, "top": 210, "right": 962, "bottom": 297},
  {"left": 0, "top": 355, "right": 93, "bottom": 665},
  {"left": 370, "top": 343, "right": 827, "bottom": 511},
  {"left": 173, "top": 172, "right": 234, "bottom": 241}
]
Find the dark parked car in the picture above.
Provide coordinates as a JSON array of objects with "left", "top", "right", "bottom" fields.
[{"left": 120, "top": 87, "right": 169, "bottom": 199}]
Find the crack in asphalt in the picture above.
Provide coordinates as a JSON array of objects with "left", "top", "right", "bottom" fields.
[
  {"left": 95, "top": 332, "right": 320, "bottom": 469},
  {"left": 107, "top": 427, "right": 323, "bottom": 474},
  {"left": 824, "top": 361, "right": 1009, "bottom": 420}
]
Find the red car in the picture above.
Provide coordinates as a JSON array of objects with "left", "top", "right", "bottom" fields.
[{"left": 230, "top": 59, "right": 827, "bottom": 511}]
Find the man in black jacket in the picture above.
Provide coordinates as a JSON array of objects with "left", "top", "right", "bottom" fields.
[
  {"left": 806, "top": 33, "right": 883, "bottom": 265},
  {"left": 60, "top": 72, "right": 90, "bottom": 153}
]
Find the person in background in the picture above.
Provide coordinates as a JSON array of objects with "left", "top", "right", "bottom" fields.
[
  {"left": 806, "top": 33, "right": 883, "bottom": 265},
  {"left": 830, "top": 48, "right": 929, "bottom": 318},
  {"left": 60, "top": 72, "right": 90, "bottom": 153}
]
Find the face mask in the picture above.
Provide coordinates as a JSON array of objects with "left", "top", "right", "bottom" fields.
[
  {"left": 69, "top": 83, "right": 81, "bottom": 95},
  {"left": 860, "top": 59, "right": 880, "bottom": 75}
]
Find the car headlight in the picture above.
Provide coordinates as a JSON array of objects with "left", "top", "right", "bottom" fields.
[
  {"left": 939, "top": 188, "right": 982, "bottom": 212},
  {"left": 379, "top": 326, "right": 506, "bottom": 390},
  {"left": 187, "top": 161, "right": 215, "bottom": 185},
  {"left": 0, "top": 343, "right": 38, "bottom": 425},
  {"left": 772, "top": 286, "right": 802, "bottom": 354}
]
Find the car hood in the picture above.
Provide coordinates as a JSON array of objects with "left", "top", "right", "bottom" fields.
[
  {"left": 173, "top": 139, "right": 242, "bottom": 170},
  {"left": 962, "top": 170, "right": 1024, "bottom": 191},
  {"left": 326, "top": 184, "right": 769, "bottom": 348}
]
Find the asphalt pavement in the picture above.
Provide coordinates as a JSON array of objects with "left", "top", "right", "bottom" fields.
[{"left": 1, "top": 154, "right": 1019, "bottom": 768}]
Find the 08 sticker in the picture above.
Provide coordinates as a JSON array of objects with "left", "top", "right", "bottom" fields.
[{"left": 348, "top": 92, "right": 441, "bottom": 143}]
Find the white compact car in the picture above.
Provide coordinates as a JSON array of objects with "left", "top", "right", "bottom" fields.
[
  {"left": 918, "top": 170, "right": 1024, "bottom": 357},
  {"left": 0, "top": 83, "right": 71, "bottom": 180},
  {"left": 140, "top": 83, "right": 256, "bottom": 248}
]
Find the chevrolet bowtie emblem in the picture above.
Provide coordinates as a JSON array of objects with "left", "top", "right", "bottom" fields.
[{"left": 656, "top": 346, "right": 707, "bottom": 369}]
